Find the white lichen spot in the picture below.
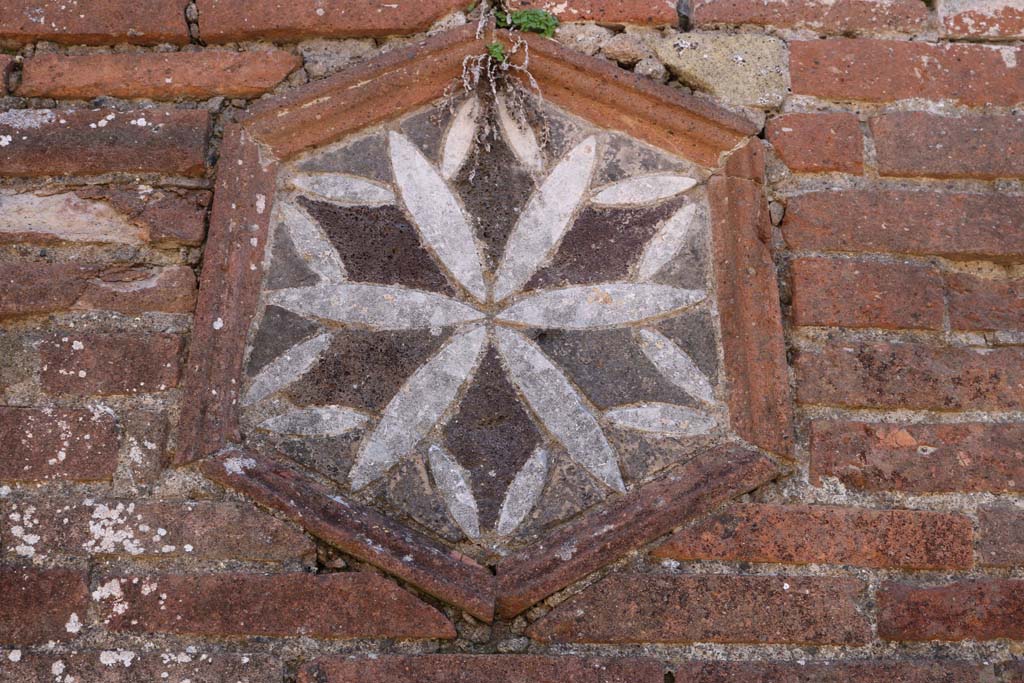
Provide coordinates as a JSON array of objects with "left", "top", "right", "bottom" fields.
[
  {"left": 222, "top": 456, "right": 257, "bottom": 475},
  {"left": 212, "top": 318, "right": 224, "bottom": 330},
  {"left": 255, "top": 194, "right": 266, "bottom": 214},
  {"left": 65, "top": 612, "right": 82, "bottom": 634},
  {"left": 7, "top": 649, "right": 21, "bottom": 662},
  {"left": 99, "top": 650, "right": 136, "bottom": 667}
]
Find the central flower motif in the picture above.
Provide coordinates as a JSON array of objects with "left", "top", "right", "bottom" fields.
[{"left": 243, "top": 96, "right": 719, "bottom": 540}]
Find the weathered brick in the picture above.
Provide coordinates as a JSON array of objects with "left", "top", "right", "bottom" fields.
[
  {"left": 795, "top": 342, "right": 1024, "bottom": 410},
  {"left": 977, "top": 504, "right": 1024, "bottom": 567},
  {"left": 810, "top": 420, "right": 1024, "bottom": 494},
  {"left": 76, "top": 265, "right": 197, "bottom": 315},
  {"left": 300, "top": 655, "right": 664, "bottom": 683},
  {"left": 692, "top": 0, "right": 929, "bottom": 34},
  {"left": 0, "top": 406, "right": 120, "bottom": 483},
  {"left": 74, "top": 186, "right": 211, "bottom": 246},
  {"left": 0, "top": 652, "right": 283, "bottom": 682},
  {"left": 946, "top": 272, "right": 1024, "bottom": 332},
  {"left": 782, "top": 189, "right": 1024, "bottom": 262},
  {"left": 0, "top": 0, "right": 189, "bottom": 45},
  {"left": 0, "top": 192, "right": 148, "bottom": 245},
  {"left": 0, "top": 108, "right": 210, "bottom": 177},
  {"left": 0, "top": 262, "right": 196, "bottom": 318},
  {"left": 1, "top": 499, "right": 314, "bottom": 564},
  {"left": 197, "top": 0, "right": 465, "bottom": 42},
  {"left": 97, "top": 572, "right": 456, "bottom": 639},
  {"left": 767, "top": 113, "right": 863, "bottom": 174},
  {"left": 790, "top": 258, "right": 944, "bottom": 330},
  {"left": 527, "top": 574, "right": 871, "bottom": 645},
  {"left": 872, "top": 112, "right": 1024, "bottom": 180},
  {"left": 19, "top": 50, "right": 301, "bottom": 100},
  {"left": 0, "top": 568, "right": 89, "bottom": 645},
  {"left": 878, "top": 579, "right": 1024, "bottom": 642},
  {"left": 792, "top": 39, "right": 1024, "bottom": 106},
  {"left": 41, "top": 332, "right": 184, "bottom": 396},
  {"left": 941, "top": 0, "right": 1024, "bottom": 40},
  {"left": 511, "top": 0, "right": 678, "bottom": 25},
  {"left": 654, "top": 504, "right": 973, "bottom": 569},
  {"left": 678, "top": 660, "right": 986, "bottom": 683}
]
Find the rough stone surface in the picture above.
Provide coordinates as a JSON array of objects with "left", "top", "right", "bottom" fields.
[
  {"left": 0, "top": 108, "right": 210, "bottom": 177},
  {"left": 528, "top": 573, "right": 871, "bottom": 645},
  {"left": 18, "top": 50, "right": 302, "bottom": 100},
  {"left": 654, "top": 503, "right": 974, "bottom": 569},
  {"left": 941, "top": 0, "right": 1024, "bottom": 39},
  {"left": 41, "top": 332, "right": 184, "bottom": 396},
  {"left": 810, "top": 421, "right": 1024, "bottom": 493},
  {"left": 978, "top": 504, "right": 1024, "bottom": 567},
  {"left": 98, "top": 571, "right": 456, "bottom": 639},
  {"left": 0, "top": 568, "right": 90, "bottom": 644},
  {"left": 652, "top": 32, "right": 789, "bottom": 108},
  {"left": 878, "top": 579, "right": 1024, "bottom": 642},
  {"left": 300, "top": 655, "right": 665, "bottom": 683},
  {"left": 0, "top": 406, "right": 120, "bottom": 482}
]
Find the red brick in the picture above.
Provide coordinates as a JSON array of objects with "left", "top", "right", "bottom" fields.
[
  {"left": 0, "top": 652, "right": 283, "bottom": 683},
  {"left": 495, "top": 446, "right": 779, "bottom": 618},
  {"left": 709, "top": 175, "right": 794, "bottom": 456},
  {"left": 0, "top": 568, "right": 89, "bottom": 644},
  {"left": 792, "top": 39, "right": 1024, "bottom": 106},
  {"left": 0, "top": 261, "right": 99, "bottom": 318},
  {"left": 946, "top": 272, "right": 1024, "bottom": 332},
  {"left": 872, "top": 112, "right": 1024, "bottom": 180},
  {"left": 0, "top": 406, "right": 120, "bottom": 483},
  {"left": 692, "top": 0, "right": 929, "bottom": 34},
  {"left": 76, "top": 265, "right": 197, "bottom": 315},
  {"left": 0, "top": 108, "right": 210, "bottom": 177},
  {"left": 810, "top": 420, "right": 1024, "bottom": 494},
  {"left": 654, "top": 504, "right": 974, "bottom": 569},
  {"left": 878, "top": 579, "right": 1024, "bottom": 642},
  {"left": 0, "top": 0, "right": 189, "bottom": 45},
  {"left": 977, "top": 504, "right": 1024, "bottom": 567},
  {"left": 767, "top": 113, "right": 863, "bottom": 174},
  {"left": 1, "top": 499, "right": 314, "bottom": 564},
  {"left": 795, "top": 342, "right": 1024, "bottom": 410},
  {"left": 41, "top": 332, "right": 184, "bottom": 396},
  {"left": 527, "top": 574, "right": 871, "bottom": 645},
  {"left": 510, "top": 0, "right": 678, "bottom": 25},
  {"left": 19, "top": 50, "right": 301, "bottom": 100},
  {"left": 74, "top": 186, "right": 211, "bottom": 246},
  {"left": 942, "top": 2, "right": 1024, "bottom": 40},
  {"left": 782, "top": 189, "right": 1024, "bottom": 262},
  {"left": 678, "top": 660, "right": 986, "bottom": 683},
  {"left": 300, "top": 655, "right": 664, "bottom": 683},
  {"left": 197, "top": 0, "right": 465, "bottom": 42},
  {"left": 97, "top": 572, "right": 456, "bottom": 640},
  {"left": 790, "top": 258, "right": 944, "bottom": 330}
]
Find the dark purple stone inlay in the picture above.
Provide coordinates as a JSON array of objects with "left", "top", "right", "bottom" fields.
[
  {"left": 297, "top": 131, "right": 392, "bottom": 183},
  {"left": 287, "top": 329, "right": 448, "bottom": 412},
  {"left": 265, "top": 228, "right": 319, "bottom": 291},
  {"left": 245, "top": 305, "right": 321, "bottom": 377},
  {"left": 299, "top": 198, "right": 454, "bottom": 294},
  {"left": 443, "top": 348, "right": 542, "bottom": 529},
  {"left": 655, "top": 308, "right": 719, "bottom": 383}
]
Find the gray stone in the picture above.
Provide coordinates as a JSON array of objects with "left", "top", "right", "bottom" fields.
[
  {"left": 300, "top": 38, "right": 376, "bottom": 79},
  {"left": 601, "top": 32, "right": 655, "bottom": 66},
  {"left": 651, "top": 32, "right": 789, "bottom": 108},
  {"left": 554, "top": 23, "right": 615, "bottom": 56},
  {"left": 634, "top": 56, "right": 670, "bottom": 83}
]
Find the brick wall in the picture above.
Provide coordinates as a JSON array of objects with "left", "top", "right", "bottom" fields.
[{"left": 1, "top": 1, "right": 1023, "bottom": 681}]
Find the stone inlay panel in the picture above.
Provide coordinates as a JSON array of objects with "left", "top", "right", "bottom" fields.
[{"left": 238, "top": 93, "right": 728, "bottom": 554}]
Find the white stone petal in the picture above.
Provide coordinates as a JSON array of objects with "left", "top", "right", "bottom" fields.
[
  {"left": 259, "top": 406, "right": 370, "bottom": 437},
  {"left": 276, "top": 201, "right": 346, "bottom": 283},
  {"left": 604, "top": 403, "right": 716, "bottom": 437},
  {"left": 349, "top": 326, "right": 487, "bottom": 490},
  {"left": 492, "top": 136, "right": 597, "bottom": 302},
  {"left": 494, "top": 328, "right": 625, "bottom": 493},
  {"left": 441, "top": 97, "right": 480, "bottom": 180},
  {"left": 497, "top": 283, "right": 706, "bottom": 329},
  {"left": 637, "top": 203, "right": 697, "bottom": 281},
  {"left": 289, "top": 173, "right": 395, "bottom": 206},
  {"left": 243, "top": 333, "right": 332, "bottom": 406},
  {"left": 496, "top": 95, "right": 543, "bottom": 174},
  {"left": 427, "top": 444, "right": 481, "bottom": 539},
  {"left": 637, "top": 328, "right": 716, "bottom": 405},
  {"left": 496, "top": 447, "right": 549, "bottom": 536},
  {"left": 591, "top": 174, "right": 698, "bottom": 206},
  {"left": 389, "top": 132, "right": 487, "bottom": 302},
  {"left": 267, "top": 284, "right": 484, "bottom": 330}
]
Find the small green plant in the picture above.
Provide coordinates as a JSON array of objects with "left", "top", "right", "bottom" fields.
[
  {"left": 486, "top": 41, "right": 508, "bottom": 62},
  {"left": 495, "top": 8, "right": 559, "bottom": 37}
]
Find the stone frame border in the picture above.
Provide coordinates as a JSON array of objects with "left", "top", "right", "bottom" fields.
[{"left": 176, "top": 24, "right": 791, "bottom": 622}]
